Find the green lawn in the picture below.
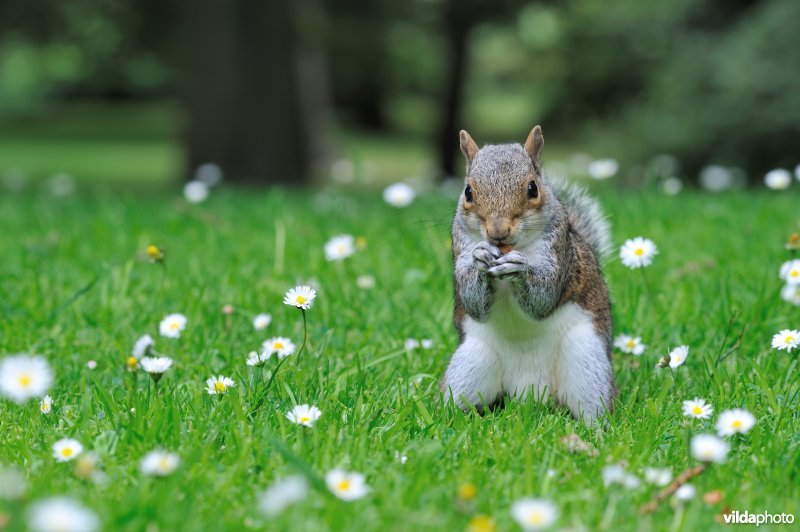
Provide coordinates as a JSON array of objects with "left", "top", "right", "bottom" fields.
[{"left": 1, "top": 184, "right": 799, "bottom": 530}]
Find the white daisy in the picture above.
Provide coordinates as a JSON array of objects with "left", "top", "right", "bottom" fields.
[
  {"left": 139, "top": 450, "right": 180, "bottom": 476},
  {"left": 253, "top": 313, "right": 272, "bottom": 331},
  {"left": 716, "top": 409, "right": 756, "bottom": 436},
  {"left": 0, "top": 354, "right": 53, "bottom": 404},
  {"left": 325, "top": 469, "right": 370, "bottom": 501},
  {"left": 780, "top": 260, "right": 800, "bottom": 285},
  {"left": 644, "top": 467, "right": 672, "bottom": 487},
  {"left": 0, "top": 466, "right": 26, "bottom": 500},
  {"left": 781, "top": 283, "right": 800, "bottom": 306},
  {"left": 619, "top": 237, "right": 658, "bottom": 269},
  {"left": 682, "top": 398, "right": 712, "bottom": 419},
  {"left": 421, "top": 339, "right": 434, "bottom": 349},
  {"left": 159, "top": 313, "right": 187, "bottom": 339},
  {"left": 771, "top": 329, "right": 800, "bottom": 352},
  {"left": 132, "top": 334, "right": 155, "bottom": 359},
  {"left": 511, "top": 498, "right": 558, "bottom": 530},
  {"left": 613, "top": 334, "right": 646, "bottom": 355},
  {"left": 674, "top": 483, "right": 696, "bottom": 501},
  {"left": 668, "top": 346, "right": 689, "bottom": 368},
  {"left": 206, "top": 375, "right": 235, "bottom": 395},
  {"left": 587, "top": 159, "right": 618, "bottom": 180},
  {"left": 183, "top": 180, "right": 209, "bottom": 203},
  {"left": 286, "top": 404, "right": 322, "bottom": 427},
  {"left": 356, "top": 275, "right": 376, "bottom": 289},
  {"left": 246, "top": 351, "right": 263, "bottom": 366},
  {"left": 324, "top": 234, "right": 356, "bottom": 261},
  {"left": 52, "top": 439, "right": 83, "bottom": 462},
  {"left": 404, "top": 338, "right": 420, "bottom": 350},
  {"left": 283, "top": 285, "right": 316, "bottom": 310},
  {"left": 690, "top": 433, "right": 729, "bottom": 463},
  {"left": 194, "top": 162, "right": 223, "bottom": 186},
  {"left": 28, "top": 498, "right": 99, "bottom": 532},
  {"left": 602, "top": 464, "right": 626, "bottom": 486},
  {"left": 86, "top": 360, "right": 97, "bottom": 370},
  {"left": 40, "top": 395, "right": 53, "bottom": 415},
  {"left": 259, "top": 475, "right": 309, "bottom": 516},
  {"left": 262, "top": 337, "right": 296, "bottom": 359},
  {"left": 382, "top": 183, "right": 415, "bottom": 207},
  {"left": 140, "top": 357, "right": 173, "bottom": 383},
  {"left": 764, "top": 168, "right": 792, "bottom": 190}
]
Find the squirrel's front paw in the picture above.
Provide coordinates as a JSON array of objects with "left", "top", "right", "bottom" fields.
[
  {"left": 472, "top": 242, "right": 501, "bottom": 272},
  {"left": 488, "top": 251, "right": 528, "bottom": 279}
]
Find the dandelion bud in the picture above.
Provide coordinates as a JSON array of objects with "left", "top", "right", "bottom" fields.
[{"left": 147, "top": 245, "right": 165, "bottom": 263}]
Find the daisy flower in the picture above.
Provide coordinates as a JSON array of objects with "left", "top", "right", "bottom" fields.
[
  {"left": 404, "top": 338, "right": 420, "bottom": 350},
  {"left": 716, "top": 409, "right": 756, "bottom": 436},
  {"left": 0, "top": 354, "right": 53, "bottom": 404},
  {"left": 764, "top": 168, "right": 792, "bottom": 190},
  {"left": 259, "top": 475, "right": 309, "bottom": 516},
  {"left": 246, "top": 351, "right": 263, "bottom": 366},
  {"left": 780, "top": 260, "right": 800, "bottom": 285},
  {"left": 682, "top": 398, "right": 712, "bottom": 419},
  {"left": 690, "top": 434, "right": 729, "bottom": 463},
  {"left": 644, "top": 467, "right": 672, "bottom": 487},
  {"left": 52, "top": 439, "right": 83, "bottom": 462},
  {"left": 619, "top": 237, "right": 658, "bottom": 269},
  {"left": 159, "top": 313, "right": 187, "bottom": 339},
  {"left": 140, "top": 357, "right": 173, "bottom": 383},
  {"left": 40, "top": 395, "right": 53, "bottom": 415},
  {"left": 511, "top": 498, "right": 558, "bottom": 531},
  {"left": 139, "top": 450, "right": 180, "bottom": 476},
  {"left": 356, "top": 275, "right": 376, "bottom": 289},
  {"left": 262, "top": 337, "right": 296, "bottom": 359},
  {"left": 771, "top": 329, "right": 800, "bottom": 352},
  {"left": 0, "top": 466, "right": 26, "bottom": 500},
  {"left": 324, "top": 234, "right": 356, "bottom": 261},
  {"left": 183, "top": 180, "right": 209, "bottom": 203},
  {"left": 781, "top": 283, "right": 800, "bottom": 306},
  {"left": 283, "top": 285, "right": 316, "bottom": 310},
  {"left": 382, "top": 183, "right": 416, "bottom": 207},
  {"left": 587, "top": 159, "right": 618, "bottom": 180},
  {"left": 668, "top": 346, "right": 689, "bottom": 368},
  {"left": 253, "top": 313, "right": 272, "bottom": 331},
  {"left": 674, "top": 483, "right": 696, "bottom": 501},
  {"left": 28, "top": 498, "right": 99, "bottom": 532},
  {"left": 325, "top": 469, "right": 370, "bottom": 501},
  {"left": 286, "top": 404, "right": 322, "bottom": 427},
  {"left": 421, "top": 339, "right": 434, "bottom": 349},
  {"left": 613, "top": 334, "right": 646, "bottom": 355},
  {"left": 132, "top": 334, "right": 155, "bottom": 359},
  {"left": 206, "top": 375, "right": 235, "bottom": 395}
]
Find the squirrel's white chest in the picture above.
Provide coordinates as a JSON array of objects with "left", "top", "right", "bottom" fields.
[{"left": 463, "top": 282, "right": 597, "bottom": 398}]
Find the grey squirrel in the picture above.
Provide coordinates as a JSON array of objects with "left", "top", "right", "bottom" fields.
[{"left": 441, "top": 126, "right": 617, "bottom": 422}]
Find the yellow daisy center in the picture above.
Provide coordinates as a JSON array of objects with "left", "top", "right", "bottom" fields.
[
  {"left": 18, "top": 374, "right": 31, "bottom": 387},
  {"left": 274, "top": 342, "right": 284, "bottom": 350},
  {"left": 526, "top": 512, "right": 544, "bottom": 525},
  {"left": 732, "top": 420, "right": 742, "bottom": 429},
  {"left": 158, "top": 457, "right": 171, "bottom": 470},
  {"left": 214, "top": 381, "right": 227, "bottom": 393},
  {"left": 296, "top": 295, "right": 307, "bottom": 304},
  {"left": 785, "top": 336, "right": 795, "bottom": 344},
  {"left": 169, "top": 322, "right": 180, "bottom": 330},
  {"left": 61, "top": 448, "right": 73, "bottom": 457},
  {"left": 634, "top": 248, "right": 644, "bottom": 256},
  {"left": 791, "top": 270, "right": 799, "bottom": 277},
  {"left": 692, "top": 406, "right": 703, "bottom": 415},
  {"left": 299, "top": 416, "right": 311, "bottom": 424},
  {"left": 41, "top": 403, "right": 49, "bottom": 412},
  {"left": 337, "top": 480, "right": 351, "bottom": 492},
  {"left": 126, "top": 356, "right": 138, "bottom": 368},
  {"left": 625, "top": 339, "right": 636, "bottom": 349}
]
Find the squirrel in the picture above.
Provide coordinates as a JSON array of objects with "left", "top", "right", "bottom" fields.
[{"left": 441, "top": 126, "right": 617, "bottom": 422}]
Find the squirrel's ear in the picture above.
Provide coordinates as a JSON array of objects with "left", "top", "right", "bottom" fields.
[
  {"left": 524, "top": 126, "right": 544, "bottom": 170},
  {"left": 459, "top": 130, "right": 479, "bottom": 168}
]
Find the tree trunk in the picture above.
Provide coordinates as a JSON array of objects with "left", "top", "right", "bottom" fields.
[{"left": 179, "top": 0, "right": 312, "bottom": 185}]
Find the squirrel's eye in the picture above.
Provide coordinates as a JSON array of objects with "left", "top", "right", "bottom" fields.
[
  {"left": 527, "top": 180, "right": 539, "bottom": 199},
  {"left": 464, "top": 184, "right": 473, "bottom": 202}
]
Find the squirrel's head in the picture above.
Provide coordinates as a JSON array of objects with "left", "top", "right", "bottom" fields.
[{"left": 456, "top": 126, "right": 554, "bottom": 249}]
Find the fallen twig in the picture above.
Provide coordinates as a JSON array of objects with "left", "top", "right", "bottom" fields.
[{"left": 640, "top": 464, "right": 707, "bottom": 514}]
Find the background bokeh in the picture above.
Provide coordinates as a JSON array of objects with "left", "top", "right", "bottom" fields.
[{"left": 1, "top": 0, "right": 799, "bottom": 191}]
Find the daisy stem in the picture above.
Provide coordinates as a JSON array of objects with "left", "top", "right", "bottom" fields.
[{"left": 296, "top": 309, "right": 308, "bottom": 365}]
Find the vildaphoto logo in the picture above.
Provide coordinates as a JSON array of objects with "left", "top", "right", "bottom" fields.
[{"left": 723, "top": 510, "right": 795, "bottom": 526}]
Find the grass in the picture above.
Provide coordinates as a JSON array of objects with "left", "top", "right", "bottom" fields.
[{"left": 1, "top": 182, "right": 799, "bottom": 531}]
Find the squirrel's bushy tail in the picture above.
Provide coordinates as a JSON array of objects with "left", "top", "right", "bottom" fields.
[{"left": 549, "top": 176, "right": 612, "bottom": 261}]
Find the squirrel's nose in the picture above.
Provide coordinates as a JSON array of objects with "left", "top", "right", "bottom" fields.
[{"left": 487, "top": 220, "right": 511, "bottom": 243}]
